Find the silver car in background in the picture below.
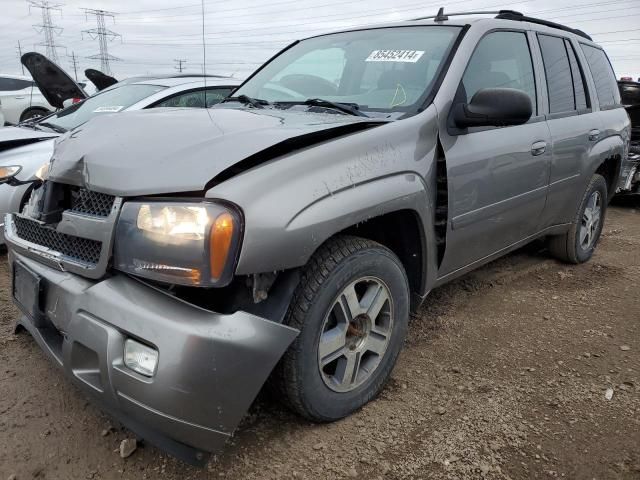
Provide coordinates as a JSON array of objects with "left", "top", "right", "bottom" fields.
[{"left": 0, "top": 74, "right": 239, "bottom": 244}]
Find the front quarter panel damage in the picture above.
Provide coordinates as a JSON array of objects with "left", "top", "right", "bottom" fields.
[{"left": 208, "top": 106, "right": 440, "bottom": 277}]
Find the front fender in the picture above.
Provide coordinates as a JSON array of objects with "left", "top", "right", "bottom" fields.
[{"left": 207, "top": 108, "right": 440, "bottom": 277}]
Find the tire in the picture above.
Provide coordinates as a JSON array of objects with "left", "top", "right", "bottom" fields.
[
  {"left": 548, "top": 174, "right": 608, "bottom": 264},
  {"left": 19, "top": 108, "right": 49, "bottom": 123},
  {"left": 273, "top": 235, "right": 409, "bottom": 422}
]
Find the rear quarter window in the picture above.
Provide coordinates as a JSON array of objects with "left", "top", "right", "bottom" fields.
[{"left": 580, "top": 44, "right": 619, "bottom": 108}]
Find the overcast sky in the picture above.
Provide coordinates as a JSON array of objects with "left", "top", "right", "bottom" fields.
[{"left": 0, "top": 0, "right": 638, "bottom": 82}]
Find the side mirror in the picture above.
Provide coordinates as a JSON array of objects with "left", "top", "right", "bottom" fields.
[{"left": 453, "top": 88, "right": 532, "bottom": 128}]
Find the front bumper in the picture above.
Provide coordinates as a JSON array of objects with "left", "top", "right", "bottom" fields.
[{"left": 9, "top": 251, "right": 298, "bottom": 465}]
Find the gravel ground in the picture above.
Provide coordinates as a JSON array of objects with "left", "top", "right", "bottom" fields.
[{"left": 1, "top": 200, "right": 639, "bottom": 480}]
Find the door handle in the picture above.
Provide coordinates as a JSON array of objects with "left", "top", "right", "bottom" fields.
[
  {"left": 14, "top": 96, "right": 26, "bottom": 100},
  {"left": 588, "top": 129, "right": 600, "bottom": 141},
  {"left": 531, "top": 141, "right": 547, "bottom": 156}
]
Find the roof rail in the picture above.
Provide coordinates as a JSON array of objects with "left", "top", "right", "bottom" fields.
[
  {"left": 495, "top": 11, "right": 592, "bottom": 41},
  {"left": 410, "top": 8, "right": 510, "bottom": 21},
  {"left": 410, "top": 7, "right": 592, "bottom": 41}
]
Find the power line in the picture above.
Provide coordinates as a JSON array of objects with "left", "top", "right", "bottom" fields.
[
  {"left": 27, "top": 0, "right": 64, "bottom": 63},
  {"left": 82, "top": 8, "right": 121, "bottom": 75}
]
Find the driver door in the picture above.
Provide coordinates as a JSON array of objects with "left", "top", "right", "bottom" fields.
[{"left": 438, "top": 30, "right": 551, "bottom": 276}]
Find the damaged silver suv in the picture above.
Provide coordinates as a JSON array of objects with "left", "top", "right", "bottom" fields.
[{"left": 5, "top": 10, "right": 629, "bottom": 464}]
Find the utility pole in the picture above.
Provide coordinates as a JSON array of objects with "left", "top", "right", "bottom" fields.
[
  {"left": 81, "top": 8, "right": 121, "bottom": 75},
  {"left": 69, "top": 51, "right": 79, "bottom": 80},
  {"left": 174, "top": 59, "right": 187, "bottom": 73},
  {"left": 16, "top": 41, "right": 25, "bottom": 74},
  {"left": 27, "top": 0, "right": 64, "bottom": 64}
]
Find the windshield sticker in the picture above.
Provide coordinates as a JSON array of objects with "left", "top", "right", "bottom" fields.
[
  {"left": 366, "top": 50, "right": 425, "bottom": 63},
  {"left": 93, "top": 106, "right": 124, "bottom": 113}
]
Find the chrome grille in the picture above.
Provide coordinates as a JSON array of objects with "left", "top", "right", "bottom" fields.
[
  {"left": 70, "top": 189, "right": 115, "bottom": 217},
  {"left": 14, "top": 216, "right": 102, "bottom": 265}
]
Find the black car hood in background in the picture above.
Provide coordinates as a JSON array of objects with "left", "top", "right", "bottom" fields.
[
  {"left": 85, "top": 68, "right": 118, "bottom": 91},
  {"left": 21, "top": 52, "right": 88, "bottom": 109},
  {"left": 48, "top": 107, "right": 384, "bottom": 196}
]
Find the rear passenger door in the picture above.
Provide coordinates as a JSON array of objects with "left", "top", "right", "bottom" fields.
[
  {"left": 439, "top": 30, "right": 551, "bottom": 275},
  {"left": 536, "top": 34, "right": 600, "bottom": 226}
]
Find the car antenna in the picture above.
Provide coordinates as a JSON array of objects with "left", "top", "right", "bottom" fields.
[
  {"left": 201, "top": 0, "right": 208, "bottom": 111},
  {"left": 434, "top": 7, "right": 448, "bottom": 22}
]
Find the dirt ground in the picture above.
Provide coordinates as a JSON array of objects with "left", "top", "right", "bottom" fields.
[{"left": 1, "top": 200, "right": 639, "bottom": 480}]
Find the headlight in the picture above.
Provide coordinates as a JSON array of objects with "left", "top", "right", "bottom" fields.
[
  {"left": 113, "top": 201, "right": 242, "bottom": 286},
  {"left": 0, "top": 165, "right": 22, "bottom": 183}
]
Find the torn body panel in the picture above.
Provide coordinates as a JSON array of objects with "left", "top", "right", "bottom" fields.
[{"left": 10, "top": 251, "right": 298, "bottom": 465}]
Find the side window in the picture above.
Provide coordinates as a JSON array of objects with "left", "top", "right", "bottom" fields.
[
  {"left": 462, "top": 31, "right": 536, "bottom": 114},
  {"left": 204, "top": 87, "right": 233, "bottom": 107},
  {"left": 565, "top": 40, "right": 588, "bottom": 110},
  {"left": 538, "top": 35, "right": 575, "bottom": 114},
  {"left": 154, "top": 88, "right": 234, "bottom": 109},
  {"left": 581, "top": 44, "right": 619, "bottom": 108}
]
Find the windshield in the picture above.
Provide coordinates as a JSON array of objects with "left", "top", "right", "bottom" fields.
[
  {"left": 234, "top": 26, "right": 462, "bottom": 115},
  {"left": 37, "top": 84, "right": 166, "bottom": 131}
]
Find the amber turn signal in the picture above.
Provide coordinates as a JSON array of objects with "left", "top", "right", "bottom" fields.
[{"left": 209, "top": 212, "right": 235, "bottom": 280}]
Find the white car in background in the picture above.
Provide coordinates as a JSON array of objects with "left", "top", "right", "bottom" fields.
[
  {"left": 0, "top": 101, "right": 5, "bottom": 127},
  {"left": 0, "top": 74, "right": 55, "bottom": 125},
  {"left": 0, "top": 54, "right": 239, "bottom": 244}
]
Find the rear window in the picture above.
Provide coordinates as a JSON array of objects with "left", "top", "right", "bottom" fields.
[
  {"left": 538, "top": 35, "right": 575, "bottom": 114},
  {"left": 619, "top": 82, "right": 640, "bottom": 107},
  {"left": 41, "top": 84, "right": 166, "bottom": 131},
  {"left": 565, "top": 40, "right": 588, "bottom": 110},
  {"left": 580, "top": 44, "right": 619, "bottom": 108},
  {"left": 0, "top": 77, "right": 33, "bottom": 91}
]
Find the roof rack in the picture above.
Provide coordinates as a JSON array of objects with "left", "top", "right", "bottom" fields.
[
  {"left": 411, "top": 7, "right": 592, "bottom": 41},
  {"left": 411, "top": 7, "right": 510, "bottom": 22},
  {"left": 495, "top": 11, "right": 592, "bottom": 41}
]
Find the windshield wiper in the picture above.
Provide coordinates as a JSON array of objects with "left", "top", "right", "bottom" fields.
[
  {"left": 37, "top": 121, "right": 67, "bottom": 134},
  {"left": 279, "top": 99, "right": 368, "bottom": 117},
  {"left": 221, "top": 95, "right": 270, "bottom": 109}
]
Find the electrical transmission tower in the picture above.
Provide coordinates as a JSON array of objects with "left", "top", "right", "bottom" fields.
[
  {"left": 16, "top": 41, "right": 25, "bottom": 74},
  {"left": 82, "top": 9, "right": 121, "bottom": 75},
  {"left": 69, "top": 51, "right": 79, "bottom": 80},
  {"left": 27, "top": 0, "right": 64, "bottom": 64},
  {"left": 174, "top": 59, "right": 187, "bottom": 73}
]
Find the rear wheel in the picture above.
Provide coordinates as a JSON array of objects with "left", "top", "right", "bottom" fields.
[
  {"left": 19, "top": 108, "right": 49, "bottom": 123},
  {"left": 548, "top": 174, "right": 607, "bottom": 264},
  {"left": 273, "top": 236, "right": 409, "bottom": 422}
]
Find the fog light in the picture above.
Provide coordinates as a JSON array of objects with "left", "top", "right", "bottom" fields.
[{"left": 124, "top": 339, "right": 158, "bottom": 377}]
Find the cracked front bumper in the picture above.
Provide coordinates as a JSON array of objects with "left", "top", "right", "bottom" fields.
[{"left": 9, "top": 251, "right": 298, "bottom": 465}]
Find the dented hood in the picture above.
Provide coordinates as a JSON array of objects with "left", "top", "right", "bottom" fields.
[{"left": 48, "top": 107, "right": 383, "bottom": 196}]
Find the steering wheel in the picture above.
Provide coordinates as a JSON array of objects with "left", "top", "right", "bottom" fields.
[
  {"left": 261, "top": 82, "right": 305, "bottom": 100},
  {"left": 278, "top": 74, "right": 338, "bottom": 97}
]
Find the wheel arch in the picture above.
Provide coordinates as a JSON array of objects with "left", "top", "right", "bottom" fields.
[
  {"left": 19, "top": 106, "right": 51, "bottom": 122},
  {"left": 587, "top": 134, "right": 624, "bottom": 201}
]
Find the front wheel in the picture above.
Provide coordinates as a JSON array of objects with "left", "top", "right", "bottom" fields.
[
  {"left": 548, "top": 174, "right": 608, "bottom": 264},
  {"left": 273, "top": 236, "right": 409, "bottom": 422}
]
